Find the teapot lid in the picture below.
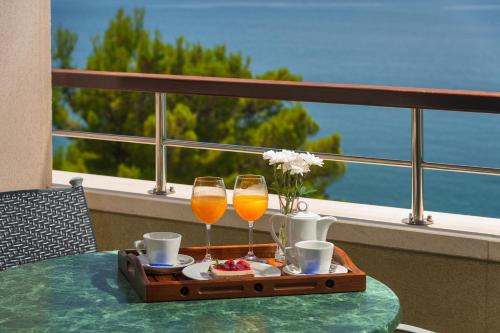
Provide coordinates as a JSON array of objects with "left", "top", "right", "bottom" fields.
[{"left": 292, "top": 201, "right": 320, "bottom": 219}]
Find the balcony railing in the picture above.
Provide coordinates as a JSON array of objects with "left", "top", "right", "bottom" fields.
[{"left": 52, "top": 68, "right": 500, "bottom": 225}]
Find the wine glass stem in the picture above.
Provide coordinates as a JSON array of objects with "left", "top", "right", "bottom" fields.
[
  {"left": 248, "top": 221, "right": 254, "bottom": 256},
  {"left": 206, "top": 224, "right": 211, "bottom": 259}
]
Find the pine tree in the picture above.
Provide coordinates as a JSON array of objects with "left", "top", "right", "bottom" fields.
[{"left": 53, "top": 8, "right": 345, "bottom": 197}]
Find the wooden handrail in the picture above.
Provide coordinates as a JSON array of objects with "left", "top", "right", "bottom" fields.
[{"left": 52, "top": 68, "right": 500, "bottom": 114}]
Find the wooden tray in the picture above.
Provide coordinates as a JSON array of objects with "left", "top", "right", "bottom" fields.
[{"left": 117, "top": 243, "right": 366, "bottom": 302}]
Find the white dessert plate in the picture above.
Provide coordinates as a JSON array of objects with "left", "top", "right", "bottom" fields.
[
  {"left": 182, "top": 260, "right": 281, "bottom": 280},
  {"left": 282, "top": 263, "right": 348, "bottom": 276},
  {"left": 138, "top": 254, "right": 195, "bottom": 275}
]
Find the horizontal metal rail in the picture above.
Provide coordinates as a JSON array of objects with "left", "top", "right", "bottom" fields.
[
  {"left": 422, "top": 161, "right": 500, "bottom": 176},
  {"left": 52, "top": 129, "right": 409, "bottom": 166},
  {"left": 164, "top": 139, "right": 412, "bottom": 167},
  {"left": 52, "top": 130, "right": 155, "bottom": 145},
  {"left": 52, "top": 69, "right": 500, "bottom": 114},
  {"left": 52, "top": 129, "right": 500, "bottom": 176}
]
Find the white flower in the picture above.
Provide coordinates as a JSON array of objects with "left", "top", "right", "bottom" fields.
[
  {"left": 279, "top": 150, "right": 298, "bottom": 172},
  {"left": 263, "top": 149, "right": 298, "bottom": 165},
  {"left": 263, "top": 150, "right": 322, "bottom": 174},
  {"left": 300, "top": 152, "right": 324, "bottom": 167},
  {"left": 288, "top": 154, "right": 310, "bottom": 175},
  {"left": 263, "top": 150, "right": 276, "bottom": 165},
  {"left": 275, "top": 150, "right": 297, "bottom": 163},
  {"left": 290, "top": 163, "right": 310, "bottom": 175}
]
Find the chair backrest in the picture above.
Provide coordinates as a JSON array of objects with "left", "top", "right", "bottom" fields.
[{"left": 0, "top": 178, "right": 96, "bottom": 270}]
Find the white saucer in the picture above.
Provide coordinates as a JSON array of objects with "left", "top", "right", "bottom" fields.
[
  {"left": 182, "top": 260, "right": 281, "bottom": 280},
  {"left": 138, "top": 254, "right": 195, "bottom": 275},
  {"left": 282, "top": 263, "right": 349, "bottom": 276}
]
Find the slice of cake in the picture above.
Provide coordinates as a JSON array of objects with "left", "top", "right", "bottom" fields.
[{"left": 210, "top": 259, "right": 255, "bottom": 279}]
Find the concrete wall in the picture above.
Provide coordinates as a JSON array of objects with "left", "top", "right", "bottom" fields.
[
  {"left": 336, "top": 242, "right": 498, "bottom": 333},
  {"left": 0, "top": 1, "right": 52, "bottom": 191},
  {"left": 91, "top": 210, "right": 274, "bottom": 251},
  {"left": 91, "top": 210, "right": 498, "bottom": 333}
]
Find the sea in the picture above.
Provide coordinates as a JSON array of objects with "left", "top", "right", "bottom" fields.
[{"left": 52, "top": 0, "right": 500, "bottom": 218}]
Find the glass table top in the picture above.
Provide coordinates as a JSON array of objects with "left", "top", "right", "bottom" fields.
[{"left": 0, "top": 252, "right": 400, "bottom": 333}]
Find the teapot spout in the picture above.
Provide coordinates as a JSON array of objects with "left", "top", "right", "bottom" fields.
[{"left": 316, "top": 216, "right": 337, "bottom": 241}]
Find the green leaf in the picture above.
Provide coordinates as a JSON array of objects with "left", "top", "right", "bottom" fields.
[{"left": 299, "top": 187, "right": 317, "bottom": 197}]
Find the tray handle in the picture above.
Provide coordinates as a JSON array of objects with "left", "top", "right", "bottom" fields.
[
  {"left": 333, "top": 246, "right": 363, "bottom": 274},
  {"left": 333, "top": 247, "right": 346, "bottom": 266},
  {"left": 125, "top": 253, "right": 150, "bottom": 287}
]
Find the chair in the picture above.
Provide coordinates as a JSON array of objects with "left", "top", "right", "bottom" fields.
[{"left": 0, "top": 178, "right": 96, "bottom": 270}]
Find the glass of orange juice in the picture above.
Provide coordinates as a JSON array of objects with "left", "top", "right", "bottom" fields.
[
  {"left": 191, "top": 177, "right": 227, "bottom": 262},
  {"left": 233, "top": 175, "right": 268, "bottom": 261}
]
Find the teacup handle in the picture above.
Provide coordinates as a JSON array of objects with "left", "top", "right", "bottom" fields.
[
  {"left": 270, "top": 213, "right": 287, "bottom": 252},
  {"left": 134, "top": 240, "right": 146, "bottom": 257}
]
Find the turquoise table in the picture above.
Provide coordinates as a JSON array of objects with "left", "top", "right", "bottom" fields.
[{"left": 0, "top": 252, "right": 400, "bottom": 333}]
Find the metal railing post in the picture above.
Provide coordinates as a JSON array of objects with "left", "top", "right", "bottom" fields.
[
  {"left": 403, "top": 108, "right": 433, "bottom": 225},
  {"left": 150, "top": 92, "right": 174, "bottom": 195}
]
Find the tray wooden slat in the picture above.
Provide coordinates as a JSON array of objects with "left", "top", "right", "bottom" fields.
[{"left": 118, "top": 243, "right": 366, "bottom": 302}]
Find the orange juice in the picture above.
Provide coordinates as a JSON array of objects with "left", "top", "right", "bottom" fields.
[
  {"left": 233, "top": 195, "right": 268, "bottom": 222},
  {"left": 191, "top": 195, "right": 227, "bottom": 224}
]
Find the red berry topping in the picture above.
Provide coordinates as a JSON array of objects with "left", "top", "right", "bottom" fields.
[
  {"left": 236, "top": 260, "right": 251, "bottom": 268},
  {"left": 212, "top": 259, "right": 252, "bottom": 271}
]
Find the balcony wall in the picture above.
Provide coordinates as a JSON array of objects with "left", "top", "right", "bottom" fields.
[
  {"left": 55, "top": 170, "right": 500, "bottom": 333},
  {"left": 0, "top": 0, "right": 52, "bottom": 191}
]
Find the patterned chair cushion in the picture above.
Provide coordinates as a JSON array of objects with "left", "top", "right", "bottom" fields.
[{"left": 0, "top": 178, "right": 96, "bottom": 270}]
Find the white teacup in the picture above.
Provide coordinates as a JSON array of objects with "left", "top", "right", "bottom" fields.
[
  {"left": 134, "top": 232, "right": 181, "bottom": 265},
  {"left": 286, "top": 240, "right": 334, "bottom": 274}
]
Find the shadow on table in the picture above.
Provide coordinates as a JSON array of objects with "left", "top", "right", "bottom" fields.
[{"left": 89, "top": 254, "right": 142, "bottom": 304}]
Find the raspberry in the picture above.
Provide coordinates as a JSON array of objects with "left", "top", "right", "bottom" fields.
[{"left": 236, "top": 260, "right": 251, "bottom": 268}]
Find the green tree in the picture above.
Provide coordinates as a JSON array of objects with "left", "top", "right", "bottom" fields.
[{"left": 53, "top": 8, "right": 345, "bottom": 198}]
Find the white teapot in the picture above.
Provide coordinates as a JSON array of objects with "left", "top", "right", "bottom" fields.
[{"left": 270, "top": 201, "right": 337, "bottom": 252}]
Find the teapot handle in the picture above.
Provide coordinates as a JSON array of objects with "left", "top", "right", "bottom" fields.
[{"left": 270, "top": 213, "right": 287, "bottom": 252}]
